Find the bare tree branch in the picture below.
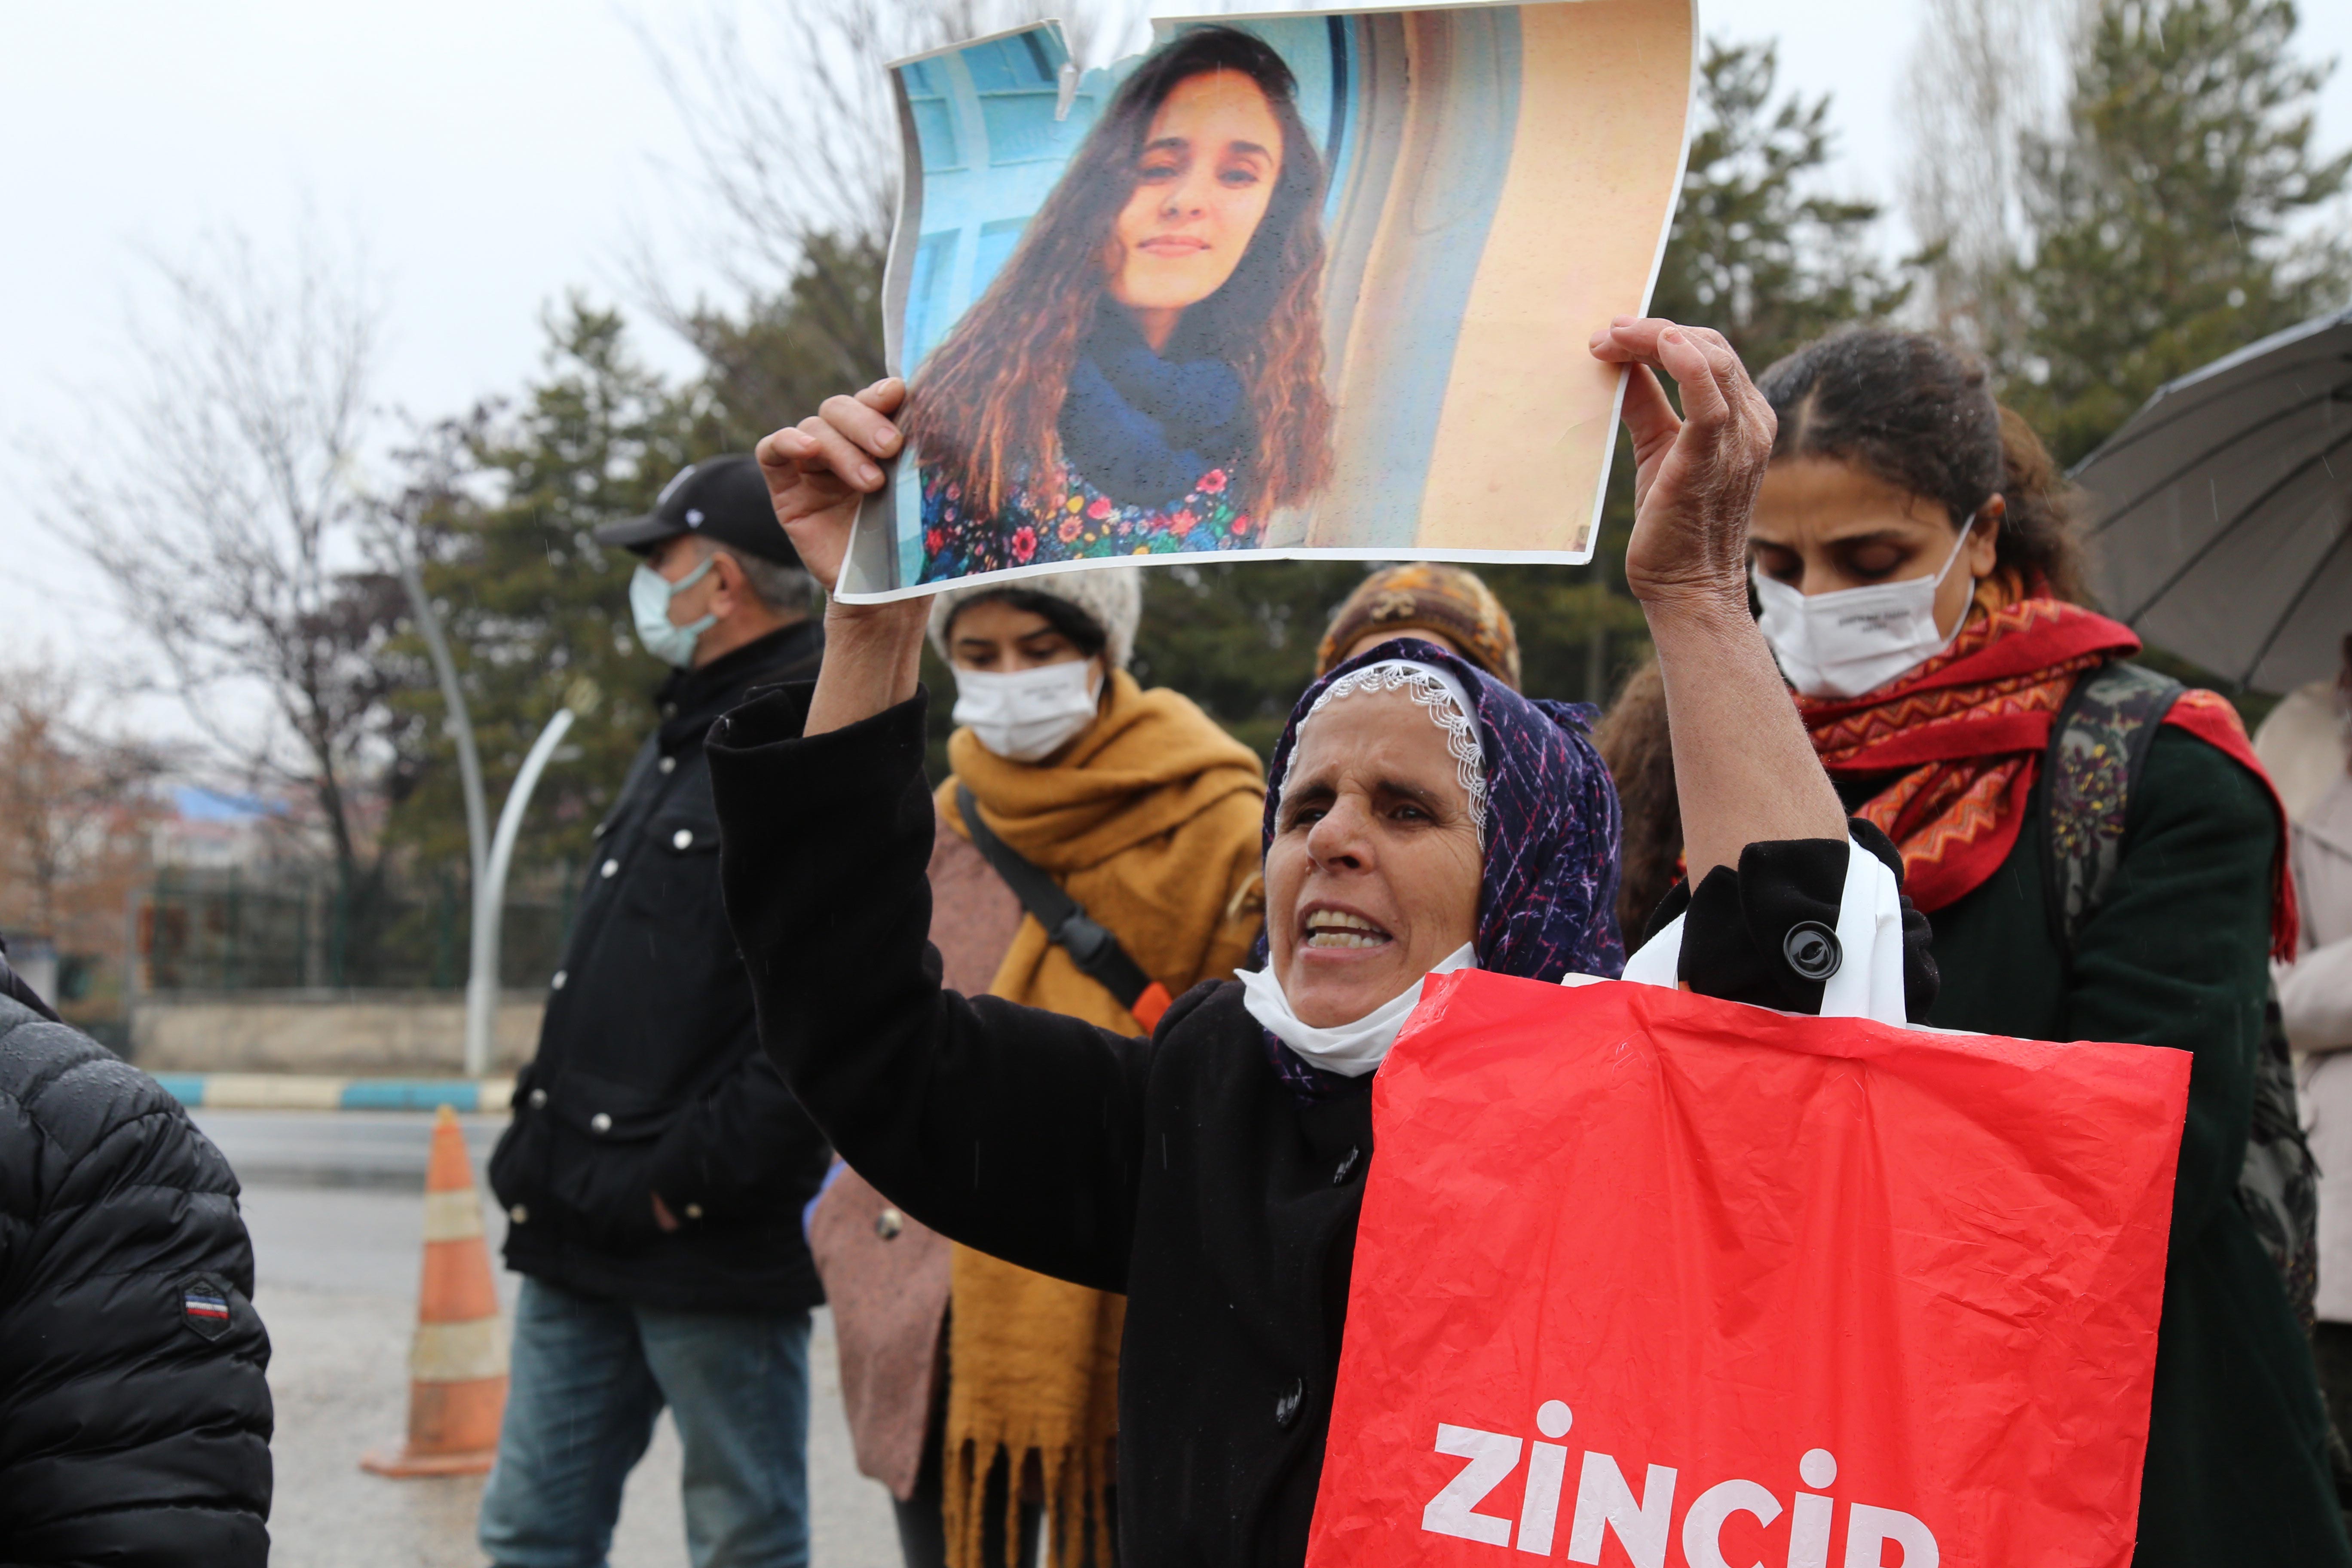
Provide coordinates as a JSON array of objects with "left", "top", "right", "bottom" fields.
[
  {"left": 0, "top": 659, "right": 173, "bottom": 938},
  {"left": 34, "top": 220, "right": 403, "bottom": 889},
  {"left": 623, "top": 0, "right": 1155, "bottom": 335},
  {"left": 1899, "top": 0, "right": 2078, "bottom": 352}
]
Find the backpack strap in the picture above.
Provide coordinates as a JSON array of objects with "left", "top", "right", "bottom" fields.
[
  {"left": 956, "top": 785, "right": 1173, "bottom": 1030},
  {"left": 2037, "top": 662, "right": 2323, "bottom": 1329},
  {"left": 2039, "top": 660, "right": 2185, "bottom": 956}
]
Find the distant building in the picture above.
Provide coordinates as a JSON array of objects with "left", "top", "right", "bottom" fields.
[{"left": 149, "top": 786, "right": 285, "bottom": 873}]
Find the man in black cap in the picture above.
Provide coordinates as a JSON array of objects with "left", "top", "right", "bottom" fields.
[{"left": 480, "top": 455, "right": 833, "bottom": 1568}]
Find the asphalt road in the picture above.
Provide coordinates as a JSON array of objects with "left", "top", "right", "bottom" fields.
[{"left": 193, "top": 1109, "right": 902, "bottom": 1568}]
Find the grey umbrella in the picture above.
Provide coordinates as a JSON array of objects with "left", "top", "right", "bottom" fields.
[{"left": 2073, "top": 304, "right": 2352, "bottom": 693}]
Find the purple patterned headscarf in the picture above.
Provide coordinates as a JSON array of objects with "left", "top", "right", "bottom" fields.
[{"left": 1261, "top": 636, "right": 1626, "bottom": 985}]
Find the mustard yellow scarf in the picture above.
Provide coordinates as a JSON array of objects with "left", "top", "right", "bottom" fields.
[{"left": 935, "top": 670, "right": 1265, "bottom": 1568}]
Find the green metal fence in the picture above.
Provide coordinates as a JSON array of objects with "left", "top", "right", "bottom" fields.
[{"left": 136, "top": 867, "right": 575, "bottom": 993}]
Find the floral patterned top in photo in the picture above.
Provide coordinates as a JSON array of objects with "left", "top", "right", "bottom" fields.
[{"left": 917, "top": 462, "right": 1256, "bottom": 583}]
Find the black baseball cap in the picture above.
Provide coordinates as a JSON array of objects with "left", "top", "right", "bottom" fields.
[{"left": 592, "top": 454, "right": 803, "bottom": 568}]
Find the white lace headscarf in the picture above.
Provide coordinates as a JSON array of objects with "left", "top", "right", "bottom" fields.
[
  {"left": 1286, "top": 659, "right": 1488, "bottom": 842},
  {"left": 1250, "top": 658, "right": 1489, "bottom": 1075}
]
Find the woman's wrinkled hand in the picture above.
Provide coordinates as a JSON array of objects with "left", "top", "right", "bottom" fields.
[
  {"left": 761, "top": 380, "right": 930, "bottom": 732},
  {"left": 1589, "top": 318, "right": 1776, "bottom": 618},
  {"left": 755, "top": 379, "right": 921, "bottom": 631}
]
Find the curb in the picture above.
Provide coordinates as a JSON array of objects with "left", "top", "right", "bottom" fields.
[{"left": 157, "top": 1074, "right": 515, "bottom": 1113}]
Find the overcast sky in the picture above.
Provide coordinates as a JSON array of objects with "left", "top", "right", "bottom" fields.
[{"left": 3, "top": 0, "right": 2348, "bottom": 700}]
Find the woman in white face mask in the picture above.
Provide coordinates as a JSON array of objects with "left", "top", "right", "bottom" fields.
[
  {"left": 935, "top": 588, "right": 1118, "bottom": 764},
  {"left": 1602, "top": 328, "right": 2335, "bottom": 1568}
]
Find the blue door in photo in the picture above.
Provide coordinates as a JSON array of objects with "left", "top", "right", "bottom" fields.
[{"left": 892, "top": 28, "right": 1104, "bottom": 377}]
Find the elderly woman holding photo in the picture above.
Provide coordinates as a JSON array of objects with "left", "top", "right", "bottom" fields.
[
  {"left": 711, "top": 318, "right": 1934, "bottom": 1565},
  {"left": 904, "top": 26, "right": 1332, "bottom": 579}
]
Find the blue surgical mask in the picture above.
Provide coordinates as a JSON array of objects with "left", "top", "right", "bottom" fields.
[{"left": 630, "top": 555, "right": 717, "bottom": 668}]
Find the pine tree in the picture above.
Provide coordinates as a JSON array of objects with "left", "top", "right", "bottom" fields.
[
  {"left": 2010, "top": 0, "right": 2351, "bottom": 464},
  {"left": 1654, "top": 40, "right": 1914, "bottom": 373},
  {"left": 385, "top": 301, "right": 717, "bottom": 878},
  {"left": 680, "top": 232, "right": 891, "bottom": 453}
]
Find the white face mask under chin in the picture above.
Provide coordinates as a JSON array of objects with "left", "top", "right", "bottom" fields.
[
  {"left": 1754, "top": 524, "right": 1975, "bottom": 700},
  {"left": 1239, "top": 943, "right": 1478, "bottom": 1078},
  {"left": 951, "top": 660, "right": 1104, "bottom": 763}
]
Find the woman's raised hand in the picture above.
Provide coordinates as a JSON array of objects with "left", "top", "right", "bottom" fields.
[
  {"left": 755, "top": 378, "right": 910, "bottom": 601},
  {"left": 1588, "top": 315, "right": 1843, "bottom": 875},
  {"left": 756, "top": 379, "right": 929, "bottom": 736},
  {"left": 1589, "top": 318, "right": 1777, "bottom": 619}
]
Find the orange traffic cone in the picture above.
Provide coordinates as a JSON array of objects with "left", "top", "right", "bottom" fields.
[{"left": 361, "top": 1105, "right": 508, "bottom": 1476}]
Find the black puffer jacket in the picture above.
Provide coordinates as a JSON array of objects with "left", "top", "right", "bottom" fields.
[
  {"left": 491, "top": 622, "right": 834, "bottom": 1312},
  {"left": 0, "top": 983, "right": 273, "bottom": 1565}
]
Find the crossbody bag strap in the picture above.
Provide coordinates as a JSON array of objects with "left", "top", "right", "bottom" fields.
[{"left": 956, "top": 785, "right": 1173, "bottom": 1030}]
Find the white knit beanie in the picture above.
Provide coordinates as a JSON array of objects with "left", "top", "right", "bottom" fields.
[{"left": 925, "top": 567, "right": 1145, "bottom": 670}]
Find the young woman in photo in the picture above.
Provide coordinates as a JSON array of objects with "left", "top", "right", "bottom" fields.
[{"left": 903, "top": 26, "right": 1333, "bottom": 580}]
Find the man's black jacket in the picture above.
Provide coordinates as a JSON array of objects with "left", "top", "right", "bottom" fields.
[
  {"left": 0, "top": 988, "right": 273, "bottom": 1565},
  {"left": 490, "top": 622, "right": 833, "bottom": 1312}
]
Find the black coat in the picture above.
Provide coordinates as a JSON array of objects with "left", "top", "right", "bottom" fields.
[
  {"left": 708, "top": 685, "right": 1924, "bottom": 1566},
  {"left": 0, "top": 990, "right": 273, "bottom": 1565},
  {"left": 492, "top": 622, "right": 834, "bottom": 1313}
]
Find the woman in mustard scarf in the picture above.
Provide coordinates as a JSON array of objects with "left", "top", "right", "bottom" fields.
[{"left": 905, "top": 568, "right": 1264, "bottom": 1568}]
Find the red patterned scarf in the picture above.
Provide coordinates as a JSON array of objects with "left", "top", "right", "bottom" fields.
[{"left": 1798, "top": 597, "right": 2297, "bottom": 958}]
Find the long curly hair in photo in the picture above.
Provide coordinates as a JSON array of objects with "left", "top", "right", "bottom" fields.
[{"left": 903, "top": 25, "right": 1334, "bottom": 523}]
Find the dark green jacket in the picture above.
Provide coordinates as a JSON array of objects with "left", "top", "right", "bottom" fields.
[{"left": 1844, "top": 723, "right": 2347, "bottom": 1566}]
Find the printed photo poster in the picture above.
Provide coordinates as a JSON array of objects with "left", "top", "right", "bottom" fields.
[{"left": 837, "top": 2, "right": 1697, "bottom": 601}]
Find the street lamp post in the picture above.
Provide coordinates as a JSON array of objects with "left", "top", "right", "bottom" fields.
[
  {"left": 398, "top": 550, "right": 586, "bottom": 1078},
  {"left": 463, "top": 707, "right": 576, "bottom": 1078},
  {"left": 397, "top": 555, "right": 487, "bottom": 887}
]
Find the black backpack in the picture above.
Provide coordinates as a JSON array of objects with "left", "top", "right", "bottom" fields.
[{"left": 2042, "top": 660, "right": 2318, "bottom": 1326}]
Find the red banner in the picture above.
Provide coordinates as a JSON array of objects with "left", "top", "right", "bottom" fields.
[{"left": 1308, "top": 971, "right": 2190, "bottom": 1568}]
